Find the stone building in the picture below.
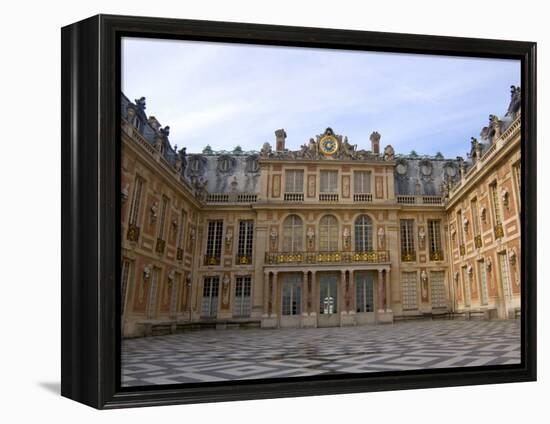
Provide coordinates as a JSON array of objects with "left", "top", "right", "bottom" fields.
[{"left": 120, "top": 87, "right": 521, "bottom": 338}]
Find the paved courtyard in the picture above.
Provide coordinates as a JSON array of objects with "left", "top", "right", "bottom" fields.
[{"left": 121, "top": 320, "right": 520, "bottom": 386}]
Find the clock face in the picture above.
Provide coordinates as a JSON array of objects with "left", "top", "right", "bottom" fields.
[{"left": 319, "top": 135, "right": 339, "bottom": 155}]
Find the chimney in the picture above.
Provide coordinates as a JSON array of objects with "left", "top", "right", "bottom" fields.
[
  {"left": 275, "top": 129, "right": 287, "bottom": 152},
  {"left": 370, "top": 131, "right": 381, "bottom": 155}
]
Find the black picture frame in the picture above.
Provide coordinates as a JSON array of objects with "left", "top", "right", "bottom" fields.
[{"left": 61, "top": 14, "right": 537, "bottom": 409}]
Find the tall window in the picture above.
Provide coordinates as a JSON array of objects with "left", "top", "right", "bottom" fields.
[
  {"left": 400, "top": 219, "right": 415, "bottom": 261},
  {"left": 282, "top": 215, "right": 303, "bottom": 252},
  {"left": 237, "top": 220, "right": 254, "bottom": 263},
  {"left": 490, "top": 182, "right": 502, "bottom": 225},
  {"left": 428, "top": 220, "right": 443, "bottom": 260},
  {"left": 471, "top": 198, "right": 480, "bottom": 235},
  {"left": 461, "top": 266, "right": 471, "bottom": 307},
  {"left": 206, "top": 220, "right": 223, "bottom": 263},
  {"left": 128, "top": 176, "right": 144, "bottom": 227},
  {"left": 146, "top": 267, "right": 160, "bottom": 319},
  {"left": 319, "top": 215, "right": 338, "bottom": 252},
  {"left": 354, "top": 171, "right": 371, "bottom": 193},
  {"left": 157, "top": 196, "right": 169, "bottom": 239},
  {"left": 201, "top": 276, "right": 219, "bottom": 318},
  {"left": 513, "top": 163, "right": 521, "bottom": 211},
  {"left": 285, "top": 170, "right": 304, "bottom": 193},
  {"left": 319, "top": 275, "right": 338, "bottom": 314},
  {"left": 177, "top": 210, "right": 187, "bottom": 250},
  {"left": 498, "top": 252, "right": 512, "bottom": 299},
  {"left": 121, "top": 260, "right": 131, "bottom": 316},
  {"left": 478, "top": 260, "right": 488, "bottom": 305},
  {"left": 456, "top": 210, "right": 464, "bottom": 245},
  {"left": 401, "top": 272, "right": 418, "bottom": 310},
  {"left": 320, "top": 170, "right": 338, "bottom": 193},
  {"left": 234, "top": 275, "right": 251, "bottom": 317},
  {"left": 355, "top": 273, "right": 374, "bottom": 312},
  {"left": 282, "top": 275, "right": 302, "bottom": 316},
  {"left": 355, "top": 215, "right": 373, "bottom": 252},
  {"left": 430, "top": 271, "right": 447, "bottom": 309}
]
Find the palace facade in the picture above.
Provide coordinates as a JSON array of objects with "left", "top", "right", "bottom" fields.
[{"left": 120, "top": 87, "right": 522, "bottom": 338}]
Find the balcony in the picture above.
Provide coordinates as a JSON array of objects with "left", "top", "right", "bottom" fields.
[
  {"left": 397, "top": 195, "right": 443, "bottom": 205},
  {"left": 284, "top": 192, "right": 304, "bottom": 202},
  {"left": 353, "top": 193, "right": 373, "bottom": 203},
  {"left": 319, "top": 193, "right": 339, "bottom": 202},
  {"left": 127, "top": 224, "right": 140, "bottom": 242},
  {"left": 204, "top": 255, "right": 221, "bottom": 266},
  {"left": 401, "top": 250, "right": 416, "bottom": 262},
  {"left": 430, "top": 250, "right": 444, "bottom": 261},
  {"left": 474, "top": 235, "right": 482, "bottom": 248},
  {"left": 265, "top": 250, "right": 390, "bottom": 266},
  {"left": 206, "top": 192, "right": 258, "bottom": 204},
  {"left": 494, "top": 223, "right": 504, "bottom": 239},
  {"left": 236, "top": 255, "right": 253, "bottom": 265}
]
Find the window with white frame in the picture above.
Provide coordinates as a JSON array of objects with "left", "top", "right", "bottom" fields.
[
  {"left": 353, "top": 171, "right": 371, "bottom": 193},
  {"left": 285, "top": 170, "right": 304, "bottom": 193},
  {"left": 355, "top": 272, "right": 374, "bottom": 312},
  {"left": 177, "top": 209, "right": 187, "bottom": 250},
  {"left": 320, "top": 170, "right": 338, "bottom": 193},
  {"left": 237, "top": 220, "right": 254, "bottom": 260},
  {"left": 234, "top": 275, "right": 251, "bottom": 317},
  {"left": 428, "top": 220, "right": 443, "bottom": 260},
  {"left": 319, "top": 215, "right": 338, "bottom": 252},
  {"left": 430, "top": 271, "right": 447, "bottom": 308},
  {"left": 128, "top": 176, "right": 144, "bottom": 227},
  {"left": 400, "top": 219, "right": 415, "bottom": 258},
  {"left": 471, "top": 198, "right": 480, "bottom": 235},
  {"left": 456, "top": 210, "right": 464, "bottom": 245},
  {"left": 490, "top": 182, "right": 502, "bottom": 225},
  {"left": 206, "top": 220, "right": 224, "bottom": 259},
  {"left": 146, "top": 267, "right": 160, "bottom": 319},
  {"left": 121, "top": 260, "right": 131, "bottom": 316},
  {"left": 498, "top": 252, "right": 512, "bottom": 299},
  {"left": 401, "top": 272, "right": 418, "bottom": 310},
  {"left": 281, "top": 275, "right": 301, "bottom": 316},
  {"left": 282, "top": 215, "right": 303, "bottom": 252},
  {"left": 201, "top": 276, "right": 220, "bottom": 318},
  {"left": 157, "top": 196, "right": 169, "bottom": 239},
  {"left": 478, "top": 260, "right": 488, "bottom": 305},
  {"left": 461, "top": 266, "right": 471, "bottom": 306},
  {"left": 355, "top": 215, "right": 373, "bottom": 252}
]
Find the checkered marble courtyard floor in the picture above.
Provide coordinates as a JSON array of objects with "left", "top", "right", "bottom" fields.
[{"left": 121, "top": 320, "right": 520, "bottom": 386}]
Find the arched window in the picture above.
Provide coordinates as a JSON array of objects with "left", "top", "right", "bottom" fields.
[
  {"left": 355, "top": 215, "right": 373, "bottom": 252},
  {"left": 282, "top": 215, "right": 303, "bottom": 252},
  {"left": 319, "top": 215, "right": 338, "bottom": 252}
]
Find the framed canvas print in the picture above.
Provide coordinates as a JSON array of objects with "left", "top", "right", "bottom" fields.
[{"left": 61, "top": 14, "right": 536, "bottom": 409}]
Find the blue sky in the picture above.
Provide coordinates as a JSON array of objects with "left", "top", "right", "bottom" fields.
[{"left": 122, "top": 37, "right": 520, "bottom": 158}]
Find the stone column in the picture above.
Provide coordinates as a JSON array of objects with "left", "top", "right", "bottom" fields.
[
  {"left": 341, "top": 269, "right": 347, "bottom": 313},
  {"left": 385, "top": 269, "right": 392, "bottom": 312},
  {"left": 310, "top": 270, "right": 316, "bottom": 314},
  {"left": 378, "top": 269, "right": 386, "bottom": 313},
  {"left": 302, "top": 270, "right": 309, "bottom": 315}
]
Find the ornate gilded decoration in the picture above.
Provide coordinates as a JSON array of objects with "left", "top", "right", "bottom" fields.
[
  {"left": 265, "top": 250, "right": 390, "bottom": 265},
  {"left": 319, "top": 134, "right": 339, "bottom": 156},
  {"left": 401, "top": 250, "right": 416, "bottom": 262},
  {"left": 155, "top": 238, "right": 166, "bottom": 254},
  {"left": 474, "top": 235, "right": 482, "bottom": 249},
  {"left": 494, "top": 223, "right": 504, "bottom": 239},
  {"left": 127, "top": 224, "right": 140, "bottom": 242}
]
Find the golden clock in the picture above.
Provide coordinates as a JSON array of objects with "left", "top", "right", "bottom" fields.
[{"left": 319, "top": 135, "right": 339, "bottom": 156}]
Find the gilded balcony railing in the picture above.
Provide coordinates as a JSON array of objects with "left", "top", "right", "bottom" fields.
[
  {"left": 127, "top": 224, "right": 140, "bottom": 242},
  {"left": 401, "top": 250, "right": 416, "bottom": 262},
  {"left": 236, "top": 254, "right": 253, "bottom": 265},
  {"left": 430, "top": 250, "right": 444, "bottom": 261},
  {"left": 494, "top": 223, "right": 504, "bottom": 239},
  {"left": 474, "top": 235, "right": 483, "bottom": 248},
  {"left": 204, "top": 255, "right": 221, "bottom": 266},
  {"left": 264, "top": 250, "right": 390, "bottom": 265}
]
